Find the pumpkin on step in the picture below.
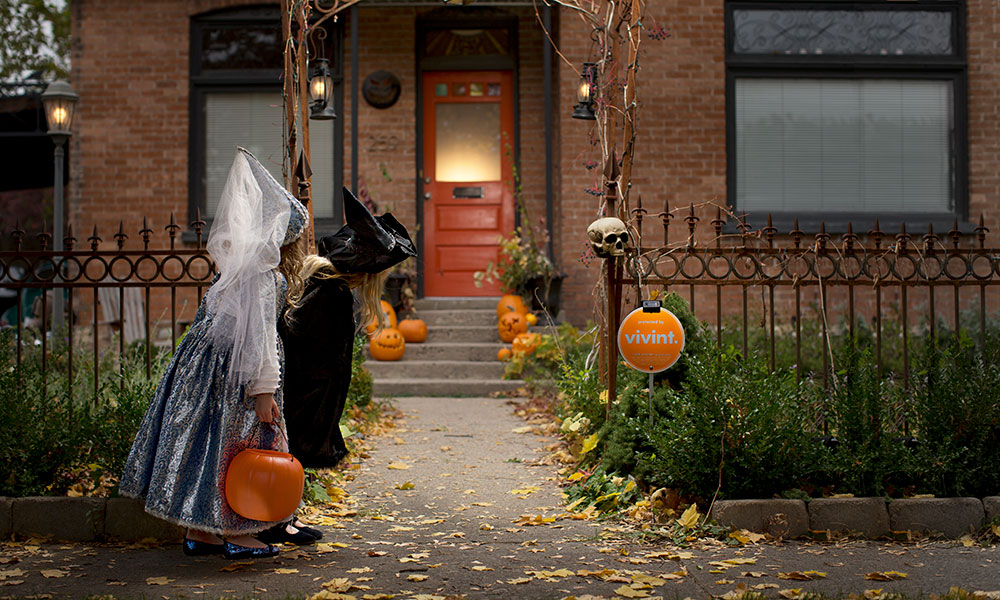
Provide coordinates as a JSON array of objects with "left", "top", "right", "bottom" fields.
[
  {"left": 512, "top": 332, "right": 541, "bottom": 356},
  {"left": 369, "top": 327, "right": 406, "bottom": 361},
  {"left": 398, "top": 318, "right": 428, "bottom": 343},
  {"left": 496, "top": 294, "right": 527, "bottom": 319},
  {"left": 365, "top": 299, "right": 399, "bottom": 334},
  {"left": 497, "top": 347, "right": 512, "bottom": 361},
  {"left": 497, "top": 311, "right": 527, "bottom": 343},
  {"left": 525, "top": 312, "right": 538, "bottom": 326}
]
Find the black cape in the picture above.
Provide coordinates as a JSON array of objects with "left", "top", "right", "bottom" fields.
[{"left": 279, "top": 277, "right": 356, "bottom": 468}]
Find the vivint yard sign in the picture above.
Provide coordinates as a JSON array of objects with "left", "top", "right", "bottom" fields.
[{"left": 616, "top": 300, "right": 685, "bottom": 373}]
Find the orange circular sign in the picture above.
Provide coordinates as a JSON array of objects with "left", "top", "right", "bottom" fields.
[{"left": 617, "top": 306, "right": 685, "bottom": 373}]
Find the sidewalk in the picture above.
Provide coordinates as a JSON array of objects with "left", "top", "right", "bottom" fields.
[{"left": 1, "top": 396, "right": 997, "bottom": 599}]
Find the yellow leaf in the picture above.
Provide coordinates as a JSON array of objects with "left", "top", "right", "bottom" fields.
[
  {"left": 471, "top": 566, "right": 493, "bottom": 571},
  {"left": 387, "top": 463, "right": 410, "bottom": 470},
  {"left": 960, "top": 535, "right": 976, "bottom": 547},
  {"left": 145, "top": 576, "right": 174, "bottom": 585},
  {"left": 322, "top": 577, "right": 354, "bottom": 592},
  {"left": 741, "top": 571, "right": 767, "bottom": 578},
  {"left": 41, "top": 569, "right": 68, "bottom": 578},
  {"left": 347, "top": 567, "right": 373, "bottom": 574},
  {"left": 332, "top": 542, "right": 350, "bottom": 547},
  {"left": 510, "top": 486, "right": 541, "bottom": 495},
  {"left": 274, "top": 568, "right": 299, "bottom": 574},
  {"left": 753, "top": 583, "right": 780, "bottom": 590},
  {"left": 678, "top": 504, "right": 700, "bottom": 529},
  {"left": 716, "top": 579, "right": 735, "bottom": 585},
  {"left": 506, "top": 577, "right": 532, "bottom": 584},
  {"left": 778, "top": 588, "right": 805, "bottom": 600},
  {"left": 568, "top": 472, "right": 586, "bottom": 482},
  {"left": 0, "top": 569, "right": 25, "bottom": 579},
  {"left": 778, "top": 571, "right": 826, "bottom": 581},
  {"left": 614, "top": 584, "right": 651, "bottom": 598},
  {"left": 395, "top": 481, "right": 415, "bottom": 490},
  {"left": 723, "top": 558, "right": 757, "bottom": 565},
  {"left": 864, "top": 571, "right": 907, "bottom": 581},
  {"left": 407, "top": 574, "right": 429, "bottom": 582},
  {"left": 219, "top": 560, "right": 255, "bottom": 572},
  {"left": 667, "top": 551, "right": 695, "bottom": 560},
  {"left": 511, "top": 426, "right": 533, "bottom": 434},
  {"left": 580, "top": 433, "right": 599, "bottom": 454}
]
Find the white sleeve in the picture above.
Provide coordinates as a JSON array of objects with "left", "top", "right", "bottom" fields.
[{"left": 248, "top": 271, "right": 280, "bottom": 396}]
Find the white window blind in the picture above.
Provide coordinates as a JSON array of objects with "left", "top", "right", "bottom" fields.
[
  {"left": 735, "top": 79, "right": 952, "bottom": 215},
  {"left": 205, "top": 92, "right": 334, "bottom": 220}
]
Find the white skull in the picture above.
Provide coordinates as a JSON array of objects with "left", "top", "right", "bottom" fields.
[{"left": 587, "top": 217, "right": 630, "bottom": 258}]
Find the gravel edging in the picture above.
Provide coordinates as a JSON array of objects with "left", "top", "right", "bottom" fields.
[
  {"left": 3, "top": 495, "right": 998, "bottom": 542},
  {"left": 711, "top": 496, "right": 1000, "bottom": 539}
]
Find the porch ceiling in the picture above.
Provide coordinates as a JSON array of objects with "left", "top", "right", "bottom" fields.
[{"left": 359, "top": 0, "right": 536, "bottom": 5}]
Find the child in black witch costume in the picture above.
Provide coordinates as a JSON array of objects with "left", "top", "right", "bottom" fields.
[{"left": 258, "top": 187, "right": 416, "bottom": 545}]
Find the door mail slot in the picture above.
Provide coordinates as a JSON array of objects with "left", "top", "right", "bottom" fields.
[{"left": 452, "top": 186, "right": 483, "bottom": 199}]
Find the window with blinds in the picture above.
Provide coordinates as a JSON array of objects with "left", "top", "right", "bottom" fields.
[{"left": 725, "top": 1, "right": 966, "bottom": 229}]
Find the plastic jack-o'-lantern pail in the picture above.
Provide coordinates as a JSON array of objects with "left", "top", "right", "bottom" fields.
[{"left": 225, "top": 447, "right": 305, "bottom": 522}]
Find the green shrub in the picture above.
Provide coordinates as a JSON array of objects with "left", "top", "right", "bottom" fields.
[{"left": 346, "top": 333, "right": 373, "bottom": 409}]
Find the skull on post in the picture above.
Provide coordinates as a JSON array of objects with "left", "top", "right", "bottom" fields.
[{"left": 587, "top": 217, "right": 630, "bottom": 258}]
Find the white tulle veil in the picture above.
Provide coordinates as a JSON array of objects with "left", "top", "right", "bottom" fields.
[{"left": 205, "top": 148, "right": 293, "bottom": 388}]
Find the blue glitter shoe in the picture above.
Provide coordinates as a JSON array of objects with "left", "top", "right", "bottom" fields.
[
  {"left": 222, "top": 540, "right": 279, "bottom": 560},
  {"left": 182, "top": 538, "right": 224, "bottom": 556}
]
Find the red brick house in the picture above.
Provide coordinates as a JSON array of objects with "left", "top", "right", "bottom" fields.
[{"left": 67, "top": 0, "right": 997, "bottom": 326}]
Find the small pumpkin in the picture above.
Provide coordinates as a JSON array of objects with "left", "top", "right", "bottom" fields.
[
  {"left": 369, "top": 327, "right": 406, "bottom": 361},
  {"left": 365, "top": 299, "right": 399, "bottom": 334},
  {"left": 525, "top": 312, "right": 538, "bottom": 326},
  {"left": 497, "top": 311, "right": 528, "bottom": 343},
  {"left": 497, "top": 347, "right": 512, "bottom": 361},
  {"left": 398, "top": 318, "right": 428, "bottom": 343},
  {"left": 496, "top": 294, "right": 527, "bottom": 319},
  {"left": 512, "top": 332, "right": 541, "bottom": 356},
  {"left": 225, "top": 448, "right": 304, "bottom": 522}
]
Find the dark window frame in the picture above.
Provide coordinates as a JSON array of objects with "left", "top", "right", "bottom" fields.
[
  {"left": 187, "top": 6, "right": 344, "bottom": 241},
  {"left": 724, "top": 1, "right": 969, "bottom": 233}
]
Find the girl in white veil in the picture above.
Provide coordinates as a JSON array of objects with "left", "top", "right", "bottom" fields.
[{"left": 120, "top": 148, "right": 309, "bottom": 559}]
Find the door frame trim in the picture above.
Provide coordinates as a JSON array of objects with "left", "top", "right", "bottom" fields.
[{"left": 415, "top": 11, "right": 520, "bottom": 298}]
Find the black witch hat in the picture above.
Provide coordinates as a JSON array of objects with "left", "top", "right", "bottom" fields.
[{"left": 318, "top": 187, "right": 417, "bottom": 274}]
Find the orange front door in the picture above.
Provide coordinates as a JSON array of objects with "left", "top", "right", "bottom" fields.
[{"left": 422, "top": 71, "right": 515, "bottom": 297}]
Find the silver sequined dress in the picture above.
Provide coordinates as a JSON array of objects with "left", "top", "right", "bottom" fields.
[{"left": 118, "top": 272, "right": 290, "bottom": 536}]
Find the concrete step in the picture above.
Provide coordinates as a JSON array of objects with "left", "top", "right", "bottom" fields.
[
  {"left": 401, "top": 342, "right": 505, "bottom": 362},
  {"left": 373, "top": 378, "right": 525, "bottom": 397},
  {"left": 425, "top": 325, "right": 500, "bottom": 344},
  {"left": 417, "top": 308, "right": 496, "bottom": 327},
  {"left": 365, "top": 359, "right": 506, "bottom": 379},
  {"left": 414, "top": 297, "right": 498, "bottom": 311}
]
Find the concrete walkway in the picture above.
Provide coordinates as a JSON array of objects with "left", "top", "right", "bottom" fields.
[{"left": 2, "top": 396, "right": 998, "bottom": 599}]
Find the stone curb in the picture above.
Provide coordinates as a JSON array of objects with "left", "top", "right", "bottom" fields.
[
  {"left": 4, "top": 496, "right": 996, "bottom": 542},
  {"left": 2, "top": 497, "right": 182, "bottom": 543},
  {"left": 712, "top": 497, "right": 991, "bottom": 539}
]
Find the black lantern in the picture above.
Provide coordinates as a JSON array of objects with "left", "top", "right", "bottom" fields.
[
  {"left": 309, "top": 58, "right": 336, "bottom": 120},
  {"left": 572, "top": 62, "right": 597, "bottom": 121}
]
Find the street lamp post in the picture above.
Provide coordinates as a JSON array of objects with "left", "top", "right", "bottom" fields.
[{"left": 41, "top": 80, "right": 79, "bottom": 336}]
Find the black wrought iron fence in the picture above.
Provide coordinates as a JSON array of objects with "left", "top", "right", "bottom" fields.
[
  {"left": 0, "top": 215, "right": 215, "bottom": 402},
  {"left": 605, "top": 203, "right": 1000, "bottom": 419}
]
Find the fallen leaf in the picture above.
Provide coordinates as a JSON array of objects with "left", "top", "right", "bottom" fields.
[
  {"left": 348, "top": 567, "right": 373, "bottom": 574},
  {"left": 387, "top": 463, "right": 411, "bottom": 470},
  {"left": 145, "top": 576, "right": 174, "bottom": 585},
  {"left": 580, "top": 433, "right": 599, "bottom": 454},
  {"left": 741, "top": 571, "right": 767, "bottom": 578},
  {"left": 41, "top": 570, "right": 69, "bottom": 578},
  {"left": 778, "top": 588, "right": 805, "bottom": 600},
  {"left": 407, "top": 574, "right": 429, "bottom": 582},
  {"left": 507, "top": 577, "right": 532, "bottom": 584},
  {"left": 0, "top": 569, "right": 25, "bottom": 579},
  {"left": 614, "top": 584, "right": 650, "bottom": 598},
  {"left": 753, "top": 583, "right": 780, "bottom": 590},
  {"left": 219, "top": 560, "right": 255, "bottom": 572},
  {"left": 778, "top": 571, "right": 826, "bottom": 581},
  {"left": 274, "top": 568, "right": 299, "bottom": 574},
  {"left": 678, "top": 504, "right": 700, "bottom": 529},
  {"left": 864, "top": 571, "right": 908, "bottom": 581},
  {"left": 511, "top": 426, "right": 533, "bottom": 433},
  {"left": 471, "top": 566, "right": 493, "bottom": 571},
  {"left": 395, "top": 481, "right": 415, "bottom": 490}
]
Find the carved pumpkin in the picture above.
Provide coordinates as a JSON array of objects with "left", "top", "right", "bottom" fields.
[
  {"left": 369, "top": 327, "right": 406, "bottom": 361},
  {"left": 525, "top": 312, "right": 538, "bottom": 326},
  {"left": 497, "top": 347, "right": 512, "bottom": 361},
  {"left": 496, "top": 294, "right": 528, "bottom": 319},
  {"left": 497, "top": 311, "right": 528, "bottom": 343},
  {"left": 512, "top": 332, "right": 541, "bottom": 356},
  {"left": 225, "top": 448, "right": 304, "bottom": 522},
  {"left": 365, "top": 299, "right": 399, "bottom": 334},
  {"left": 398, "top": 318, "right": 428, "bottom": 343}
]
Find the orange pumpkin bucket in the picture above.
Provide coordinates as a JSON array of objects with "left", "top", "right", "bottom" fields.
[{"left": 225, "top": 447, "right": 304, "bottom": 522}]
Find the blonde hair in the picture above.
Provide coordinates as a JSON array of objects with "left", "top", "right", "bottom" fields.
[
  {"left": 296, "top": 254, "right": 387, "bottom": 333},
  {"left": 279, "top": 238, "right": 306, "bottom": 307}
]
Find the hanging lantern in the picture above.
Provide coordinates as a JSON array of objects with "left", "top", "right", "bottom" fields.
[
  {"left": 572, "top": 62, "right": 597, "bottom": 121},
  {"left": 309, "top": 58, "right": 336, "bottom": 120}
]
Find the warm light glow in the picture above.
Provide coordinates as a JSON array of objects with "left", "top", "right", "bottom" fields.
[
  {"left": 576, "top": 80, "right": 591, "bottom": 104},
  {"left": 310, "top": 76, "right": 328, "bottom": 102},
  {"left": 435, "top": 103, "right": 501, "bottom": 182},
  {"left": 51, "top": 106, "right": 68, "bottom": 128}
]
